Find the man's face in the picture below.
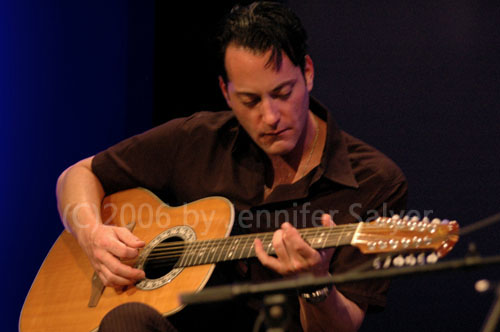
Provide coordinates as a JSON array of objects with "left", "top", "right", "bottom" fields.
[{"left": 220, "top": 44, "right": 314, "bottom": 157}]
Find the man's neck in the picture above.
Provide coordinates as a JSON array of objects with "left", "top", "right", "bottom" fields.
[{"left": 264, "top": 112, "right": 326, "bottom": 198}]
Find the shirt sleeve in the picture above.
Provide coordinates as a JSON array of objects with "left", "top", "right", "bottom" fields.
[
  {"left": 91, "top": 118, "right": 186, "bottom": 195},
  {"left": 332, "top": 179, "right": 408, "bottom": 311}
]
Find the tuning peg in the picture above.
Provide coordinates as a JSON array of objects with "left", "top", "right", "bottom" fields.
[
  {"left": 431, "top": 218, "right": 441, "bottom": 225},
  {"left": 392, "top": 253, "right": 426, "bottom": 267},
  {"left": 373, "top": 257, "right": 381, "bottom": 270},
  {"left": 392, "top": 255, "right": 405, "bottom": 267},
  {"left": 401, "top": 237, "right": 411, "bottom": 248},
  {"left": 417, "top": 221, "right": 427, "bottom": 232},
  {"left": 405, "top": 254, "right": 417, "bottom": 266},
  {"left": 383, "top": 255, "right": 392, "bottom": 269},
  {"left": 426, "top": 252, "right": 439, "bottom": 264},
  {"left": 417, "top": 253, "right": 426, "bottom": 265},
  {"left": 372, "top": 255, "right": 393, "bottom": 270},
  {"left": 388, "top": 239, "right": 399, "bottom": 250}
]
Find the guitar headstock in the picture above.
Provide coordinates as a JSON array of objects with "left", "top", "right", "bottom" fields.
[{"left": 352, "top": 215, "right": 459, "bottom": 258}]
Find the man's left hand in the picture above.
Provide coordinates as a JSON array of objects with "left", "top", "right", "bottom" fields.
[{"left": 254, "top": 214, "right": 336, "bottom": 276}]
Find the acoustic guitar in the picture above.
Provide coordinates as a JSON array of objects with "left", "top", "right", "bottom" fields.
[{"left": 19, "top": 188, "right": 459, "bottom": 331}]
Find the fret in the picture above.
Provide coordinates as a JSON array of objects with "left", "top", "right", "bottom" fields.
[
  {"left": 195, "top": 239, "right": 218, "bottom": 265},
  {"left": 184, "top": 242, "right": 196, "bottom": 267},
  {"left": 200, "top": 240, "right": 214, "bottom": 265},
  {"left": 207, "top": 240, "right": 219, "bottom": 264},
  {"left": 299, "top": 225, "right": 355, "bottom": 250},
  {"left": 178, "top": 242, "right": 187, "bottom": 267},
  {"left": 264, "top": 233, "right": 274, "bottom": 255},
  {"left": 300, "top": 227, "right": 326, "bottom": 250},
  {"left": 236, "top": 236, "right": 244, "bottom": 260},
  {"left": 237, "top": 235, "right": 250, "bottom": 260},
  {"left": 192, "top": 240, "right": 204, "bottom": 266},
  {"left": 318, "top": 229, "right": 328, "bottom": 249},
  {"left": 326, "top": 228, "right": 338, "bottom": 248},
  {"left": 336, "top": 225, "right": 345, "bottom": 247},
  {"left": 215, "top": 237, "right": 228, "bottom": 263},
  {"left": 201, "top": 240, "right": 212, "bottom": 265},
  {"left": 321, "top": 228, "right": 328, "bottom": 248},
  {"left": 314, "top": 227, "right": 326, "bottom": 249},
  {"left": 245, "top": 235, "right": 256, "bottom": 259},
  {"left": 225, "top": 237, "right": 239, "bottom": 261},
  {"left": 191, "top": 241, "right": 201, "bottom": 266},
  {"left": 329, "top": 227, "right": 343, "bottom": 247},
  {"left": 177, "top": 243, "right": 186, "bottom": 267}
]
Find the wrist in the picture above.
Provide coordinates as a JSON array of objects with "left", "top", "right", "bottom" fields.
[
  {"left": 299, "top": 274, "right": 333, "bottom": 304},
  {"left": 300, "top": 285, "right": 332, "bottom": 304},
  {"left": 66, "top": 203, "right": 101, "bottom": 238}
]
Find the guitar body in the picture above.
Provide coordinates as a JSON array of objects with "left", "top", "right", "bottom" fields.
[{"left": 19, "top": 188, "right": 235, "bottom": 332}]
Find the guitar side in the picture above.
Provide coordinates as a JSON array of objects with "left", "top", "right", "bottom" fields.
[{"left": 19, "top": 188, "right": 235, "bottom": 332}]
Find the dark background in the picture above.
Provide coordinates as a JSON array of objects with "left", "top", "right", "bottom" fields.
[{"left": 2, "top": 0, "right": 499, "bottom": 331}]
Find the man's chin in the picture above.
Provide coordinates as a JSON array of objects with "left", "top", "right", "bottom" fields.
[{"left": 260, "top": 142, "right": 294, "bottom": 157}]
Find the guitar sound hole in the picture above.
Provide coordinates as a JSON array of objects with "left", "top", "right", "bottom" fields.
[{"left": 143, "top": 236, "right": 184, "bottom": 280}]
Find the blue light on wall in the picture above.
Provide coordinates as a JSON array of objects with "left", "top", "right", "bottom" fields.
[{"left": 0, "top": 1, "right": 147, "bottom": 329}]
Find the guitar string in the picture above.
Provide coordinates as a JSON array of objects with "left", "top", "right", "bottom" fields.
[
  {"left": 145, "top": 225, "right": 359, "bottom": 254},
  {"left": 146, "top": 236, "right": 343, "bottom": 258},
  {"left": 137, "top": 223, "right": 451, "bottom": 265},
  {"left": 143, "top": 222, "right": 442, "bottom": 254},
  {"left": 145, "top": 238, "right": 348, "bottom": 262},
  {"left": 143, "top": 237, "right": 351, "bottom": 267},
  {"left": 142, "top": 232, "right": 453, "bottom": 268},
  {"left": 150, "top": 235, "right": 445, "bottom": 257},
  {"left": 143, "top": 226, "right": 357, "bottom": 262},
  {"left": 144, "top": 244, "right": 452, "bottom": 271},
  {"left": 142, "top": 223, "right": 446, "bottom": 259},
  {"left": 143, "top": 249, "right": 450, "bottom": 271}
]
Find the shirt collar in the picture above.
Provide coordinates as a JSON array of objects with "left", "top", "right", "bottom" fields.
[
  {"left": 310, "top": 97, "right": 359, "bottom": 189},
  {"left": 231, "top": 97, "right": 359, "bottom": 189}
]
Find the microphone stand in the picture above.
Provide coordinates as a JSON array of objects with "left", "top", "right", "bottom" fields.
[
  {"left": 480, "top": 281, "right": 500, "bottom": 332},
  {"left": 180, "top": 253, "right": 500, "bottom": 332},
  {"left": 180, "top": 253, "right": 500, "bottom": 303}
]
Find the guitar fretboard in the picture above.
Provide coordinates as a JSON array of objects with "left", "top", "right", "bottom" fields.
[{"left": 174, "top": 224, "right": 358, "bottom": 267}]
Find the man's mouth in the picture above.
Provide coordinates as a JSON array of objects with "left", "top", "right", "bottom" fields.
[{"left": 263, "top": 128, "right": 289, "bottom": 136}]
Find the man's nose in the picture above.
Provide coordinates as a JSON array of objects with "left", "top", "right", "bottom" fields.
[{"left": 261, "top": 98, "right": 280, "bottom": 128}]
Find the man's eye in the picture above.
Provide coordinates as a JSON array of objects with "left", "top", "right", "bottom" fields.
[
  {"left": 243, "top": 99, "right": 259, "bottom": 107},
  {"left": 274, "top": 91, "right": 292, "bottom": 100}
]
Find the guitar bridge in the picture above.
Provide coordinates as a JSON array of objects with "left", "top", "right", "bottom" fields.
[
  {"left": 87, "top": 221, "right": 137, "bottom": 307},
  {"left": 88, "top": 272, "right": 105, "bottom": 307}
]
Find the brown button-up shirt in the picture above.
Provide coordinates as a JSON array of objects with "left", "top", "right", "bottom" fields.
[{"left": 92, "top": 97, "right": 407, "bottom": 331}]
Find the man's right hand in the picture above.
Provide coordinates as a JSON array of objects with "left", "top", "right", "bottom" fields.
[
  {"left": 78, "top": 224, "right": 146, "bottom": 288},
  {"left": 56, "top": 156, "right": 146, "bottom": 288}
]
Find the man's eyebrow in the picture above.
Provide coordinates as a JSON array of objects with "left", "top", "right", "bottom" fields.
[
  {"left": 271, "top": 79, "right": 296, "bottom": 93},
  {"left": 235, "top": 91, "right": 258, "bottom": 98},
  {"left": 234, "top": 79, "right": 297, "bottom": 97}
]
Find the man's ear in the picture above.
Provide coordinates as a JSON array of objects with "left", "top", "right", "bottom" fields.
[
  {"left": 304, "top": 55, "right": 314, "bottom": 92},
  {"left": 218, "top": 76, "right": 232, "bottom": 108}
]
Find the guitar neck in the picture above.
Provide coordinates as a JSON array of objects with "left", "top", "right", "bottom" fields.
[{"left": 177, "top": 224, "right": 359, "bottom": 267}]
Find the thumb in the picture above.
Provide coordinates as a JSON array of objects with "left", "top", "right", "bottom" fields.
[{"left": 114, "top": 227, "right": 145, "bottom": 249}]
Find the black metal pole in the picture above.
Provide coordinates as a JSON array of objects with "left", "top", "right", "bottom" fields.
[{"left": 480, "top": 282, "right": 500, "bottom": 332}]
